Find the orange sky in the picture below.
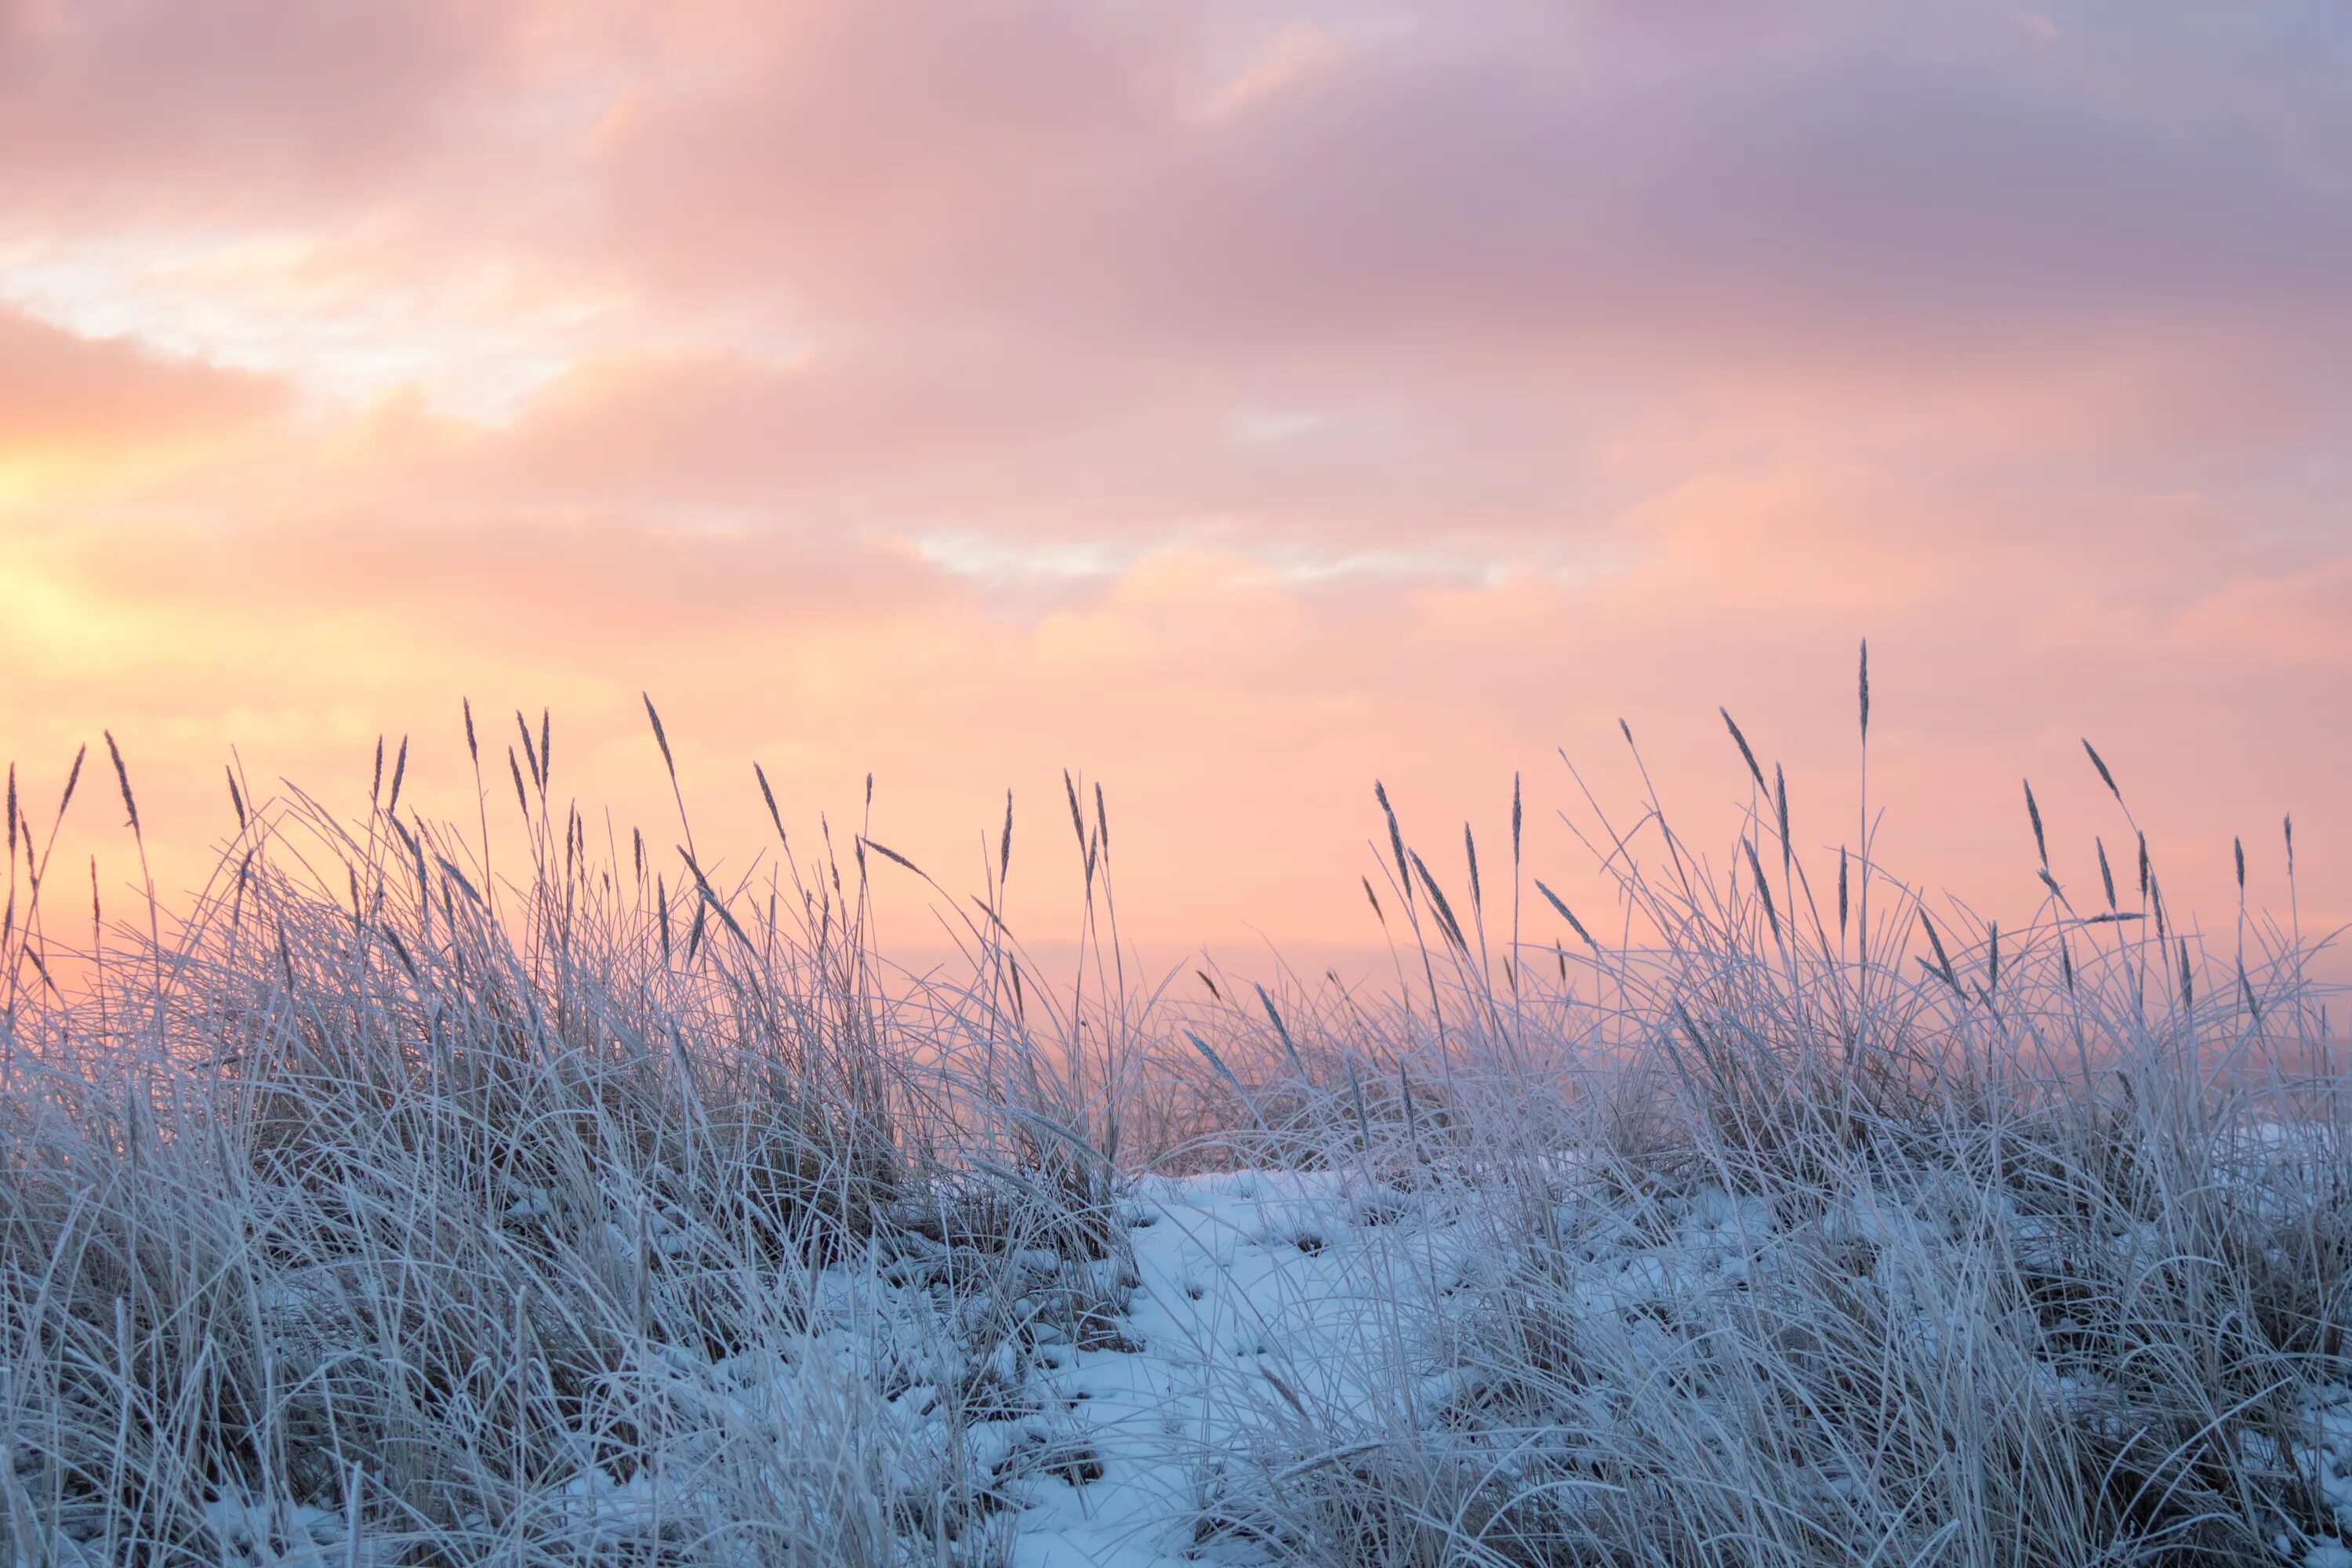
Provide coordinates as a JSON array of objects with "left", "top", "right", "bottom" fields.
[{"left": 2, "top": 1, "right": 2347, "bottom": 981}]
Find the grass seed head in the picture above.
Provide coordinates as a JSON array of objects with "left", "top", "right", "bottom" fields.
[
  {"left": 2083, "top": 737, "right": 2121, "bottom": 802},
  {"left": 1858, "top": 637, "right": 1870, "bottom": 740},
  {"left": 516, "top": 710, "right": 540, "bottom": 792},
  {"left": 1464, "top": 822, "right": 1481, "bottom": 913},
  {"left": 2023, "top": 778, "right": 2047, "bottom": 869},
  {"left": 1536, "top": 878, "right": 1596, "bottom": 950},
  {"left": 1918, "top": 906, "right": 1958, "bottom": 990},
  {"left": 1410, "top": 849, "right": 1468, "bottom": 951},
  {"left": 103, "top": 731, "right": 137, "bottom": 837},
  {"left": 1374, "top": 780, "right": 1409, "bottom": 895},
  {"left": 58, "top": 742, "right": 85, "bottom": 822},
  {"left": 755, "top": 761, "right": 787, "bottom": 846},
  {"left": 1742, "top": 836, "right": 1780, "bottom": 945},
  {"left": 642, "top": 692, "right": 676, "bottom": 780},
  {"left": 1720, "top": 706, "right": 1766, "bottom": 794},
  {"left": 1774, "top": 761, "right": 1790, "bottom": 872}
]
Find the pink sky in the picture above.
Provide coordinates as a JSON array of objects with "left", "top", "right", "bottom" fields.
[{"left": 2, "top": 1, "right": 2347, "bottom": 977}]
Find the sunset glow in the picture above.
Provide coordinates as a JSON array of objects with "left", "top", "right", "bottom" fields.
[{"left": 3, "top": 1, "right": 2346, "bottom": 971}]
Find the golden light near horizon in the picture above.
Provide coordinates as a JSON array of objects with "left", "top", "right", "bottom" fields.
[{"left": 1, "top": 0, "right": 2347, "bottom": 982}]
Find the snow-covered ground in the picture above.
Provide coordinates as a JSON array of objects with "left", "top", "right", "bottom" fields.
[
  {"left": 40, "top": 1149, "right": 2352, "bottom": 1568},
  {"left": 1014, "top": 1171, "right": 1458, "bottom": 1566},
  {"left": 1001, "top": 1166, "right": 2352, "bottom": 1567}
]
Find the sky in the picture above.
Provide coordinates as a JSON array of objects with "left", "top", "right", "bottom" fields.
[{"left": 2, "top": 0, "right": 2347, "bottom": 982}]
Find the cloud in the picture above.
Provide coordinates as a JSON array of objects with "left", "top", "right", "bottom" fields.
[
  {"left": 0, "top": 307, "right": 284, "bottom": 463},
  {"left": 2176, "top": 556, "right": 2352, "bottom": 670},
  {"left": 14, "top": 508, "right": 953, "bottom": 649},
  {"left": 0, "top": 0, "right": 2345, "bottom": 957},
  {"left": 0, "top": 0, "right": 526, "bottom": 217},
  {"left": 587, "top": 2, "right": 2352, "bottom": 386}
]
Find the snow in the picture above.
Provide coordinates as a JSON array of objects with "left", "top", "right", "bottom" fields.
[
  {"left": 1008, "top": 1171, "right": 1464, "bottom": 1566},
  {"left": 991, "top": 1165, "right": 2352, "bottom": 1566},
  {"left": 54, "top": 1160, "right": 2351, "bottom": 1566}
]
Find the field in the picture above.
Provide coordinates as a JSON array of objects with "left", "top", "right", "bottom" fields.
[{"left": 1, "top": 686, "right": 2346, "bottom": 1566}]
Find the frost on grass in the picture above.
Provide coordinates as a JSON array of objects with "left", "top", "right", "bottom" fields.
[
  {"left": 0, "top": 771, "right": 1134, "bottom": 1566},
  {"left": 0, "top": 697, "right": 2345, "bottom": 1566}
]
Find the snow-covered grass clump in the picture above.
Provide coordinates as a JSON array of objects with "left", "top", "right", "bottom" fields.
[{"left": 0, "top": 684, "right": 2343, "bottom": 1565}]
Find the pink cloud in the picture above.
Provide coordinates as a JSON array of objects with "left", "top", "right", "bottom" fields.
[
  {"left": 0, "top": 0, "right": 2344, "bottom": 967},
  {"left": 0, "top": 0, "right": 528, "bottom": 220},
  {"left": 0, "top": 306, "right": 283, "bottom": 456}
]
